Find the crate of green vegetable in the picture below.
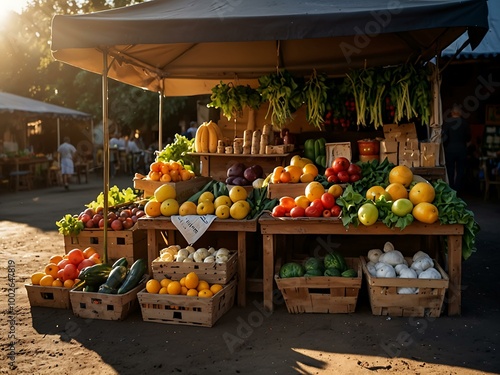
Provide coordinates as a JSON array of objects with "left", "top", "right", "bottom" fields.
[
  {"left": 70, "top": 274, "right": 148, "bottom": 321},
  {"left": 274, "top": 257, "right": 362, "bottom": 314}
]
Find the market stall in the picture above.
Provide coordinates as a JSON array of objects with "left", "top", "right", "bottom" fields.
[{"left": 47, "top": 0, "right": 488, "bottom": 319}]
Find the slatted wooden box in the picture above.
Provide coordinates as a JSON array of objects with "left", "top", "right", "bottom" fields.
[
  {"left": 360, "top": 257, "right": 449, "bottom": 317},
  {"left": 133, "top": 176, "right": 212, "bottom": 201},
  {"left": 267, "top": 182, "right": 308, "bottom": 199},
  {"left": 25, "top": 284, "right": 71, "bottom": 309},
  {"left": 64, "top": 227, "right": 148, "bottom": 265},
  {"left": 274, "top": 258, "right": 362, "bottom": 314},
  {"left": 69, "top": 275, "right": 148, "bottom": 320},
  {"left": 151, "top": 251, "right": 237, "bottom": 285},
  {"left": 137, "top": 278, "right": 236, "bottom": 327}
]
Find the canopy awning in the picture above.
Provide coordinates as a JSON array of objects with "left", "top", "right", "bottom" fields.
[
  {"left": 51, "top": 0, "right": 489, "bottom": 96},
  {"left": 0, "top": 92, "right": 92, "bottom": 120},
  {"left": 442, "top": 1, "right": 500, "bottom": 59}
]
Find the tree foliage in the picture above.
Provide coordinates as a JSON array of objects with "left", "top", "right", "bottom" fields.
[{"left": 0, "top": 0, "right": 191, "bottom": 138}]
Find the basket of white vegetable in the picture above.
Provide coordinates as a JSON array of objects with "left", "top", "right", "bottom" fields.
[
  {"left": 151, "top": 245, "right": 237, "bottom": 285},
  {"left": 360, "top": 241, "right": 449, "bottom": 318}
]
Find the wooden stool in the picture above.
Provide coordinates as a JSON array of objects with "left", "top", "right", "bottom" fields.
[
  {"left": 47, "top": 167, "right": 62, "bottom": 187},
  {"left": 75, "top": 162, "right": 89, "bottom": 184},
  {"left": 9, "top": 171, "right": 33, "bottom": 192}
]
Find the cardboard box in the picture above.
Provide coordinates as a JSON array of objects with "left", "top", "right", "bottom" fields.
[
  {"left": 326, "top": 142, "right": 352, "bottom": 167},
  {"left": 380, "top": 140, "right": 398, "bottom": 153},
  {"left": 379, "top": 152, "right": 398, "bottom": 165},
  {"left": 400, "top": 138, "right": 419, "bottom": 150},
  {"left": 420, "top": 142, "right": 440, "bottom": 167}
]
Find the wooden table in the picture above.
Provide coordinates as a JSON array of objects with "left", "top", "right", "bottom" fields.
[
  {"left": 136, "top": 216, "right": 258, "bottom": 307},
  {"left": 0, "top": 157, "right": 50, "bottom": 191},
  {"left": 258, "top": 213, "right": 464, "bottom": 316}
]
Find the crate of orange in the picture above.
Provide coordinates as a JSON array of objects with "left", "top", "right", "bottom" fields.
[
  {"left": 267, "top": 163, "right": 321, "bottom": 199},
  {"left": 137, "top": 274, "right": 236, "bottom": 327},
  {"left": 133, "top": 160, "right": 211, "bottom": 201},
  {"left": 25, "top": 253, "right": 83, "bottom": 309}
]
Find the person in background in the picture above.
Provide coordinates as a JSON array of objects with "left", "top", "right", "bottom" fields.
[
  {"left": 442, "top": 104, "right": 471, "bottom": 194},
  {"left": 57, "top": 136, "right": 77, "bottom": 190},
  {"left": 186, "top": 121, "right": 198, "bottom": 139},
  {"left": 126, "top": 133, "right": 144, "bottom": 174}
]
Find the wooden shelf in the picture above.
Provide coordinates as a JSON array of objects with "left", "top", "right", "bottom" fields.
[{"left": 188, "top": 152, "right": 292, "bottom": 158}]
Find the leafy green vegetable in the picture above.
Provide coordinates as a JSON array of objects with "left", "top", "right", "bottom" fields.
[
  {"left": 207, "top": 82, "right": 262, "bottom": 121},
  {"left": 156, "top": 133, "right": 196, "bottom": 171},
  {"left": 56, "top": 214, "right": 85, "bottom": 236},
  {"left": 247, "top": 186, "right": 277, "bottom": 220},
  {"left": 352, "top": 158, "right": 394, "bottom": 196},
  {"left": 336, "top": 185, "right": 365, "bottom": 228},
  {"left": 86, "top": 185, "right": 138, "bottom": 210},
  {"left": 432, "top": 180, "right": 480, "bottom": 260}
]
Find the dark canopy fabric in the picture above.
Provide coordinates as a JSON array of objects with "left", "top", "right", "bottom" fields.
[
  {"left": 51, "top": 0, "right": 489, "bottom": 96},
  {"left": 443, "top": 1, "right": 499, "bottom": 59},
  {"left": 0, "top": 92, "right": 92, "bottom": 120}
]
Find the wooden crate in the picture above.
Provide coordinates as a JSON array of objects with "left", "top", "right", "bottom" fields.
[
  {"left": 64, "top": 228, "right": 148, "bottom": 265},
  {"left": 152, "top": 251, "right": 237, "bottom": 285},
  {"left": 133, "top": 176, "right": 212, "bottom": 201},
  {"left": 267, "top": 182, "right": 308, "bottom": 199},
  {"left": 25, "top": 284, "right": 71, "bottom": 309},
  {"left": 69, "top": 275, "right": 148, "bottom": 320},
  {"left": 360, "top": 257, "right": 449, "bottom": 317},
  {"left": 274, "top": 258, "right": 362, "bottom": 314},
  {"left": 137, "top": 278, "right": 236, "bottom": 327}
]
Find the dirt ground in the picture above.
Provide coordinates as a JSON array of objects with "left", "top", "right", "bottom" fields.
[{"left": 0, "top": 174, "right": 499, "bottom": 375}]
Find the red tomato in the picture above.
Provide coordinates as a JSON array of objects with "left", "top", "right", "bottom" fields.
[
  {"left": 320, "top": 192, "right": 336, "bottom": 209},
  {"left": 290, "top": 206, "right": 306, "bottom": 218},
  {"left": 310, "top": 199, "right": 324, "bottom": 210},
  {"left": 305, "top": 205, "right": 322, "bottom": 217},
  {"left": 337, "top": 170, "right": 350, "bottom": 183},
  {"left": 331, "top": 205, "right": 342, "bottom": 217},
  {"left": 347, "top": 163, "right": 362, "bottom": 175},
  {"left": 325, "top": 167, "right": 336, "bottom": 178},
  {"left": 271, "top": 205, "right": 287, "bottom": 217},
  {"left": 327, "top": 174, "right": 340, "bottom": 183},
  {"left": 322, "top": 209, "right": 332, "bottom": 218},
  {"left": 63, "top": 263, "right": 79, "bottom": 281},
  {"left": 332, "top": 157, "right": 350, "bottom": 173}
]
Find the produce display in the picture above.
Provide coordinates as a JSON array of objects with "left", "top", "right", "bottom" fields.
[
  {"left": 278, "top": 251, "right": 357, "bottom": 278},
  {"left": 365, "top": 242, "right": 443, "bottom": 295},
  {"left": 56, "top": 187, "right": 144, "bottom": 236},
  {"left": 74, "top": 257, "right": 147, "bottom": 294},
  {"left": 30, "top": 247, "right": 103, "bottom": 289},
  {"left": 226, "top": 162, "right": 264, "bottom": 186},
  {"left": 268, "top": 156, "right": 319, "bottom": 184},
  {"left": 157, "top": 244, "right": 233, "bottom": 264},
  {"left": 145, "top": 271, "right": 223, "bottom": 298}
]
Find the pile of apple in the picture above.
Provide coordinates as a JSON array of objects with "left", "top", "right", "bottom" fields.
[
  {"left": 30, "top": 247, "right": 101, "bottom": 288},
  {"left": 271, "top": 181, "right": 343, "bottom": 218},
  {"left": 77, "top": 203, "right": 146, "bottom": 231},
  {"left": 324, "top": 157, "right": 362, "bottom": 184}
]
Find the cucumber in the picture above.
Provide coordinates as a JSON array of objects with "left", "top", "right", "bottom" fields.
[
  {"left": 76, "top": 263, "right": 113, "bottom": 289},
  {"left": 117, "top": 259, "right": 147, "bottom": 294},
  {"left": 98, "top": 265, "right": 128, "bottom": 294}
]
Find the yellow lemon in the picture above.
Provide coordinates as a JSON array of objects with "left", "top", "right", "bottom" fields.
[
  {"left": 229, "top": 186, "right": 248, "bottom": 203},
  {"left": 52, "top": 279, "right": 63, "bottom": 287},
  {"left": 210, "top": 284, "right": 223, "bottom": 294},
  {"left": 154, "top": 184, "right": 176, "bottom": 202},
  {"left": 197, "top": 200, "right": 215, "bottom": 215},
  {"left": 385, "top": 183, "right": 408, "bottom": 201},
  {"left": 229, "top": 200, "right": 250, "bottom": 220},
  {"left": 214, "top": 195, "right": 232, "bottom": 209},
  {"left": 39, "top": 275, "right": 55, "bottom": 287},
  {"left": 31, "top": 272, "right": 46, "bottom": 285},
  {"left": 160, "top": 198, "right": 179, "bottom": 216},
  {"left": 179, "top": 201, "right": 197, "bottom": 216},
  {"left": 409, "top": 182, "right": 436, "bottom": 205},
  {"left": 305, "top": 181, "right": 325, "bottom": 202},
  {"left": 327, "top": 184, "right": 343, "bottom": 198},
  {"left": 284, "top": 165, "right": 303, "bottom": 183},
  {"left": 215, "top": 205, "right": 231, "bottom": 219},
  {"left": 198, "top": 191, "right": 215, "bottom": 203},
  {"left": 294, "top": 195, "right": 310, "bottom": 209},
  {"left": 299, "top": 173, "right": 315, "bottom": 183},
  {"left": 198, "top": 289, "right": 214, "bottom": 298}
]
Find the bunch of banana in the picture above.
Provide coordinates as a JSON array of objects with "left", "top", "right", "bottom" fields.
[{"left": 194, "top": 120, "right": 224, "bottom": 153}]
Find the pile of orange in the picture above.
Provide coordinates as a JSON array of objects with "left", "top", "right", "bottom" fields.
[
  {"left": 271, "top": 163, "right": 319, "bottom": 184},
  {"left": 147, "top": 160, "right": 195, "bottom": 182},
  {"left": 145, "top": 271, "right": 223, "bottom": 298}
]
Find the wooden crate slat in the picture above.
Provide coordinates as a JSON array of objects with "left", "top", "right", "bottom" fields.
[
  {"left": 25, "top": 285, "right": 71, "bottom": 309},
  {"left": 152, "top": 251, "right": 237, "bottom": 285},
  {"left": 361, "top": 256, "right": 448, "bottom": 318},
  {"left": 275, "top": 257, "right": 362, "bottom": 314},
  {"left": 137, "top": 279, "right": 236, "bottom": 327}
]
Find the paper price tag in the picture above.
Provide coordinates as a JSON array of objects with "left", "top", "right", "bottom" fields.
[{"left": 170, "top": 215, "right": 217, "bottom": 245}]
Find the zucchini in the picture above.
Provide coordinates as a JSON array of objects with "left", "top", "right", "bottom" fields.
[
  {"left": 83, "top": 284, "right": 98, "bottom": 293},
  {"left": 98, "top": 265, "right": 128, "bottom": 294},
  {"left": 76, "top": 263, "right": 113, "bottom": 289},
  {"left": 117, "top": 259, "right": 147, "bottom": 294},
  {"left": 112, "top": 257, "right": 128, "bottom": 269}
]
